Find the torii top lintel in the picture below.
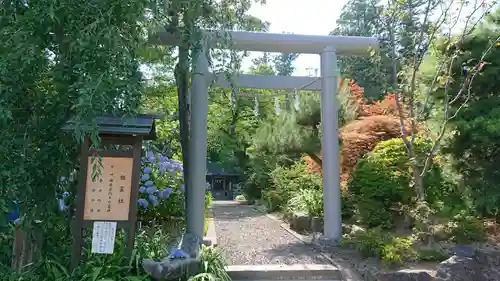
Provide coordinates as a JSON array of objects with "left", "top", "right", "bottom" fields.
[{"left": 153, "top": 30, "right": 378, "bottom": 56}]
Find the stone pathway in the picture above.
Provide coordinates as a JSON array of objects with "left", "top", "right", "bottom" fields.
[{"left": 212, "top": 200, "right": 330, "bottom": 265}]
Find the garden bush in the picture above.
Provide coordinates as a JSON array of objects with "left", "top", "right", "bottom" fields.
[
  {"left": 340, "top": 191, "right": 356, "bottom": 220},
  {"left": 304, "top": 115, "right": 413, "bottom": 183},
  {"left": 348, "top": 137, "right": 451, "bottom": 228},
  {"left": 268, "top": 162, "right": 322, "bottom": 211},
  {"left": 416, "top": 246, "right": 449, "bottom": 261},
  {"left": 263, "top": 190, "right": 282, "bottom": 212},
  {"left": 286, "top": 187, "right": 355, "bottom": 220},
  {"left": 448, "top": 212, "right": 487, "bottom": 244},
  {"left": 137, "top": 151, "right": 212, "bottom": 224},
  {"left": 342, "top": 228, "right": 417, "bottom": 266},
  {"left": 234, "top": 194, "right": 246, "bottom": 201},
  {"left": 357, "top": 198, "right": 395, "bottom": 229},
  {"left": 287, "top": 189, "right": 323, "bottom": 217}
]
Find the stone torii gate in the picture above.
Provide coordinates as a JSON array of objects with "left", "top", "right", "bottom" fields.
[{"left": 155, "top": 31, "right": 378, "bottom": 242}]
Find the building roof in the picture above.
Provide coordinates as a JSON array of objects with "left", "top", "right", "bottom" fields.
[{"left": 62, "top": 114, "right": 161, "bottom": 140}]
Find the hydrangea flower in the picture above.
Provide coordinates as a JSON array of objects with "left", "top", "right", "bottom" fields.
[
  {"left": 146, "top": 151, "right": 156, "bottom": 162},
  {"left": 143, "top": 166, "right": 153, "bottom": 174},
  {"left": 137, "top": 151, "right": 188, "bottom": 218},
  {"left": 146, "top": 186, "right": 158, "bottom": 194},
  {"left": 138, "top": 198, "right": 149, "bottom": 209},
  {"left": 140, "top": 174, "right": 150, "bottom": 182},
  {"left": 148, "top": 194, "right": 159, "bottom": 206},
  {"left": 158, "top": 164, "right": 167, "bottom": 175},
  {"left": 158, "top": 154, "right": 169, "bottom": 163},
  {"left": 158, "top": 188, "right": 173, "bottom": 199}
]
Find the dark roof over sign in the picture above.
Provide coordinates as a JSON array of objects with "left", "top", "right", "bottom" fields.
[{"left": 62, "top": 114, "right": 161, "bottom": 140}]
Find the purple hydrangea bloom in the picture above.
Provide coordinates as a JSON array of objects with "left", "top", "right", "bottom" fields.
[
  {"left": 158, "top": 154, "right": 169, "bottom": 163},
  {"left": 140, "top": 174, "right": 150, "bottom": 182},
  {"left": 158, "top": 188, "right": 173, "bottom": 199},
  {"left": 158, "top": 164, "right": 167, "bottom": 175},
  {"left": 146, "top": 186, "right": 158, "bottom": 194},
  {"left": 148, "top": 194, "right": 159, "bottom": 206},
  {"left": 138, "top": 198, "right": 149, "bottom": 208},
  {"left": 146, "top": 151, "right": 156, "bottom": 162},
  {"left": 145, "top": 180, "right": 154, "bottom": 187},
  {"left": 63, "top": 191, "right": 70, "bottom": 198},
  {"left": 180, "top": 184, "right": 185, "bottom": 191},
  {"left": 139, "top": 186, "right": 146, "bottom": 193},
  {"left": 143, "top": 166, "right": 153, "bottom": 174}
]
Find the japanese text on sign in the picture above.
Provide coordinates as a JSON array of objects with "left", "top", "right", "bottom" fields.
[
  {"left": 83, "top": 157, "right": 133, "bottom": 221},
  {"left": 91, "top": 221, "right": 117, "bottom": 254}
]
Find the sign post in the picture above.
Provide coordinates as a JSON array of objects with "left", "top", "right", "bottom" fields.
[{"left": 63, "top": 115, "right": 159, "bottom": 270}]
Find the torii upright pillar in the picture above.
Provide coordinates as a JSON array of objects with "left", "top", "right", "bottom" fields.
[
  {"left": 320, "top": 47, "right": 341, "bottom": 240},
  {"left": 187, "top": 47, "right": 210, "bottom": 239}
]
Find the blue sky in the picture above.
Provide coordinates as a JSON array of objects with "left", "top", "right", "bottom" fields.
[{"left": 243, "top": 0, "right": 348, "bottom": 76}]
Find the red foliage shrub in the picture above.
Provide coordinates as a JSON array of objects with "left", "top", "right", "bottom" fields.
[
  {"left": 304, "top": 116, "right": 409, "bottom": 185},
  {"left": 303, "top": 79, "right": 414, "bottom": 185},
  {"left": 360, "top": 93, "right": 401, "bottom": 117}
]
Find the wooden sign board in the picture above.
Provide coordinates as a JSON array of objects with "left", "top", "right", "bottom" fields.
[
  {"left": 67, "top": 115, "right": 157, "bottom": 270},
  {"left": 83, "top": 157, "right": 133, "bottom": 221}
]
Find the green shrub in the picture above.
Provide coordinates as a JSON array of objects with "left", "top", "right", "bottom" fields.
[
  {"left": 342, "top": 227, "right": 387, "bottom": 258},
  {"left": 269, "top": 162, "right": 322, "bottom": 210},
  {"left": 358, "top": 199, "right": 395, "bottom": 229},
  {"left": 263, "top": 190, "right": 282, "bottom": 212},
  {"left": 381, "top": 235, "right": 417, "bottom": 266},
  {"left": 342, "top": 228, "right": 417, "bottom": 266},
  {"left": 449, "top": 213, "right": 487, "bottom": 244},
  {"left": 417, "top": 246, "right": 449, "bottom": 261},
  {"left": 341, "top": 191, "right": 356, "bottom": 220},
  {"left": 199, "top": 245, "right": 231, "bottom": 281},
  {"left": 288, "top": 189, "right": 323, "bottom": 216},
  {"left": 348, "top": 138, "right": 418, "bottom": 203},
  {"left": 235, "top": 194, "right": 246, "bottom": 201},
  {"left": 348, "top": 137, "right": 453, "bottom": 228}
]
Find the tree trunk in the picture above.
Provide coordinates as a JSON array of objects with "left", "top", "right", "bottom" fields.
[
  {"left": 11, "top": 226, "right": 42, "bottom": 272},
  {"left": 412, "top": 165, "right": 425, "bottom": 201}
]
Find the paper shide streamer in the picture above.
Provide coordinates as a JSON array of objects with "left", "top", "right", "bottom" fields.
[
  {"left": 274, "top": 96, "right": 281, "bottom": 115},
  {"left": 254, "top": 96, "right": 259, "bottom": 117},
  {"left": 294, "top": 91, "right": 300, "bottom": 111},
  {"left": 229, "top": 91, "right": 234, "bottom": 108}
]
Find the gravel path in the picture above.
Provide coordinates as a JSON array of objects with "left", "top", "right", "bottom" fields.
[{"left": 213, "top": 201, "right": 329, "bottom": 265}]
